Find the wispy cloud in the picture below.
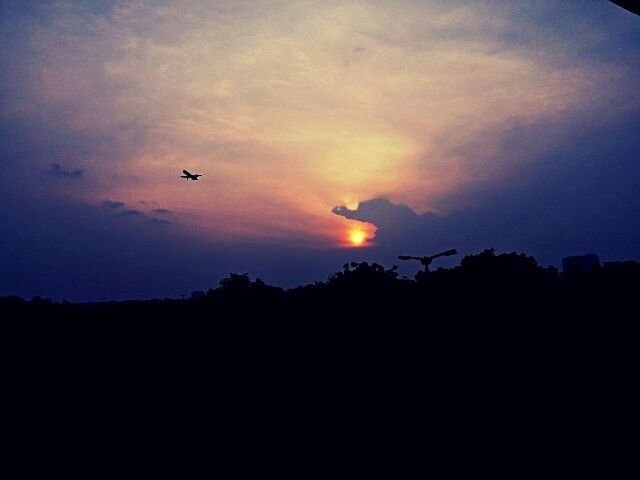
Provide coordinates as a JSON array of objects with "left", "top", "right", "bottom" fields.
[
  {"left": 109, "top": 203, "right": 173, "bottom": 227},
  {"left": 152, "top": 208, "right": 173, "bottom": 215},
  {"left": 147, "top": 218, "right": 171, "bottom": 227},
  {"left": 103, "top": 200, "right": 125, "bottom": 209},
  {"left": 118, "top": 209, "right": 144, "bottom": 217},
  {"left": 49, "top": 164, "right": 84, "bottom": 179}
]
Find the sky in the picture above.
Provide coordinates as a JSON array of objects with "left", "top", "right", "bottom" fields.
[{"left": 1, "top": 0, "right": 639, "bottom": 301}]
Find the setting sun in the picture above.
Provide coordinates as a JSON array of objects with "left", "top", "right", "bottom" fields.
[{"left": 349, "top": 229, "right": 367, "bottom": 246}]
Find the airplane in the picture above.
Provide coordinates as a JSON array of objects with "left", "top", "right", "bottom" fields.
[
  {"left": 399, "top": 249, "right": 458, "bottom": 272},
  {"left": 181, "top": 169, "right": 204, "bottom": 180},
  {"left": 609, "top": 1, "right": 640, "bottom": 16}
]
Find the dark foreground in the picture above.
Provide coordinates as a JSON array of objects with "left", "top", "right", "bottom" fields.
[
  {"left": 2, "top": 250, "right": 637, "bottom": 471},
  {"left": 3, "top": 248, "right": 638, "bottom": 367}
]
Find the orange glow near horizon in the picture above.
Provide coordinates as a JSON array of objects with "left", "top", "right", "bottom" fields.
[
  {"left": 27, "top": 1, "right": 611, "bottom": 250},
  {"left": 348, "top": 229, "right": 367, "bottom": 247}
]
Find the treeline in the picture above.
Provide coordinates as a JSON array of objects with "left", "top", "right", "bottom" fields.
[{"left": 2, "top": 248, "right": 639, "bottom": 320}]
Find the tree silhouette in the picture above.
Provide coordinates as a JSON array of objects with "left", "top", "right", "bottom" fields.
[{"left": 2, "top": 248, "right": 638, "bottom": 323}]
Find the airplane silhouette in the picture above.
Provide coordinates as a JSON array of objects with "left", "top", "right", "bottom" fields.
[
  {"left": 399, "top": 249, "right": 458, "bottom": 272},
  {"left": 181, "top": 170, "right": 204, "bottom": 180}
]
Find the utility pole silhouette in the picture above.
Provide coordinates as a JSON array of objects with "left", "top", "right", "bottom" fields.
[{"left": 398, "top": 249, "right": 458, "bottom": 272}]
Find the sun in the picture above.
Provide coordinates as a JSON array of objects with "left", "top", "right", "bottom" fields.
[{"left": 348, "top": 229, "right": 366, "bottom": 246}]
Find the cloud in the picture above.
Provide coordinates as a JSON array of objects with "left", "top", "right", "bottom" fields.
[
  {"left": 333, "top": 198, "right": 437, "bottom": 250},
  {"left": 7, "top": 0, "right": 636, "bottom": 247},
  {"left": 147, "top": 218, "right": 171, "bottom": 227},
  {"left": 103, "top": 200, "right": 125, "bottom": 209},
  {"left": 118, "top": 209, "right": 144, "bottom": 217},
  {"left": 99, "top": 200, "right": 175, "bottom": 226},
  {"left": 331, "top": 107, "right": 640, "bottom": 267},
  {"left": 333, "top": 199, "right": 422, "bottom": 226},
  {"left": 112, "top": 205, "right": 173, "bottom": 227},
  {"left": 1, "top": 0, "right": 639, "bottom": 301},
  {"left": 49, "top": 164, "right": 84, "bottom": 179}
]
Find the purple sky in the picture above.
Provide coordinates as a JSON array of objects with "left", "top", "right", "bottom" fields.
[{"left": 1, "top": 1, "right": 639, "bottom": 301}]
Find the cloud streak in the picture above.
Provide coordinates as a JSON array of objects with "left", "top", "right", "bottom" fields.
[
  {"left": 49, "top": 164, "right": 84, "bottom": 179},
  {"left": 103, "top": 200, "right": 125, "bottom": 209},
  {"left": 102, "top": 200, "right": 173, "bottom": 226},
  {"left": 152, "top": 208, "right": 173, "bottom": 215}
]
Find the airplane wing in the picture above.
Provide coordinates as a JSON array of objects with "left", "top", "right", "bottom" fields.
[
  {"left": 183, "top": 170, "right": 192, "bottom": 176},
  {"left": 398, "top": 255, "right": 419, "bottom": 260}
]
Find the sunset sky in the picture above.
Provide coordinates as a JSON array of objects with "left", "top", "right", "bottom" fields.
[{"left": 2, "top": 1, "right": 639, "bottom": 300}]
